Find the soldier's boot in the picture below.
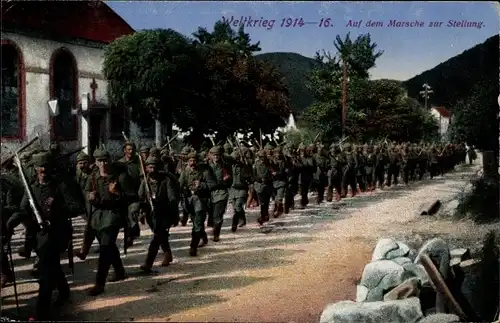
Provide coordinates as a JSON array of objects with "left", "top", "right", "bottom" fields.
[
  {"left": 160, "top": 244, "right": 173, "bottom": 266},
  {"left": 198, "top": 231, "right": 208, "bottom": 248},
  {"left": 17, "top": 241, "right": 32, "bottom": 259},
  {"left": 335, "top": 191, "right": 341, "bottom": 201},
  {"left": 207, "top": 214, "right": 214, "bottom": 228},
  {"left": 277, "top": 203, "right": 284, "bottom": 217},
  {"left": 189, "top": 232, "right": 201, "bottom": 257},
  {"left": 212, "top": 224, "right": 222, "bottom": 242},
  {"left": 140, "top": 250, "right": 158, "bottom": 274},
  {"left": 180, "top": 212, "right": 189, "bottom": 226},
  {"left": 30, "top": 256, "right": 40, "bottom": 278},
  {"left": 231, "top": 213, "right": 239, "bottom": 232},
  {"left": 238, "top": 212, "right": 247, "bottom": 227},
  {"left": 284, "top": 202, "right": 290, "bottom": 214},
  {"left": 88, "top": 285, "right": 105, "bottom": 296}
]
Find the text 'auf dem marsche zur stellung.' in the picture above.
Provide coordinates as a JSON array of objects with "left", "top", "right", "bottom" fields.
[{"left": 221, "top": 16, "right": 485, "bottom": 30}]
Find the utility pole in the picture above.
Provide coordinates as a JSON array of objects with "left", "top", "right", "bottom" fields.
[{"left": 419, "top": 82, "right": 434, "bottom": 110}]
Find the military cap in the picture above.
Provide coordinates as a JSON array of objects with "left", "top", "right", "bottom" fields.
[
  {"left": 298, "top": 143, "right": 306, "bottom": 150},
  {"left": 140, "top": 145, "right": 151, "bottom": 153},
  {"left": 308, "top": 143, "right": 315, "bottom": 149},
  {"left": 343, "top": 143, "right": 351, "bottom": 149},
  {"left": 149, "top": 147, "right": 160, "bottom": 157},
  {"left": 231, "top": 151, "right": 240, "bottom": 159},
  {"left": 199, "top": 151, "right": 207, "bottom": 160},
  {"left": 209, "top": 146, "right": 223, "bottom": 155},
  {"left": 257, "top": 150, "right": 266, "bottom": 157},
  {"left": 187, "top": 152, "right": 197, "bottom": 160},
  {"left": 145, "top": 156, "right": 158, "bottom": 166},
  {"left": 274, "top": 147, "right": 282, "bottom": 154},
  {"left": 223, "top": 143, "right": 232, "bottom": 150},
  {"left": 76, "top": 152, "right": 89, "bottom": 162},
  {"left": 123, "top": 141, "right": 135, "bottom": 148},
  {"left": 93, "top": 148, "right": 110, "bottom": 160},
  {"left": 181, "top": 146, "right": 192, "bottom": 154},
  {"left": 32, "top": 152, "right": 51, "bottom": 167},
  {"left": 249, "top": 146, "right": 256, "bottom": 152}
]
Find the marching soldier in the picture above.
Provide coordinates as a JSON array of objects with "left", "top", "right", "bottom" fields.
[
  {"left": 327, "top": 144, "right": 343, "bottom": 201},
  {"left": 341, "top": 143, "right": 357, "bottom": 197},
  {"left": 271, "top": 147, "right": 288, "bottom": 215},
  {"left": 253, "top": 150, "right": 273, "bottom": 224},
  {"left": 355, "top": 145, "right": 367, "bottom": 192},
  {"left": 374, "top": 145, "right": 387, "bottom": 190},
  {"left": 387, "top": 145, "right": 400, "bottom": 187},
  {"left": 85, "top": 148, "right": 134, "bottom": 296},
  {"left": 364, "top": 144, "right": 376, "bottom": 191},
  {"left": 208, "top": 146, "right": 232, "bottom": 242},
  {"left": 74, "top": 152, "right": 98, "bottom": 260},
  {"left": 139, "top": 145, "right": 150, "bottom": 162},
  {"left": 117, "top": 141, "right": 142, "bottom": 247},
  {"left": 20, "top": 152, "right": 85, "bottom": 320},
  {"left": 139, "top": 156, "right": 179, "bottom": 273},
  {"left": 314, "top": 147, "right": 329, "bottom": 204},
  {"left": 229, "top": 150, "right": 251, "bottom": 231},
  {"left": 179, "top": 152, "right": 214, "bottom": 256},
  {"left": 297, "top": 143, "right": 315, "bottom": 208}
]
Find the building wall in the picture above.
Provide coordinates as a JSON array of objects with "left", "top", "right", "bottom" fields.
[{"left": 430, "top": 108, "right": 450, "bottom": 141}]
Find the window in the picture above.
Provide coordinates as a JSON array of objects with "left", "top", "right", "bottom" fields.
[
  {"left": 1, "top": 43, "right": 23, "bottom": 138},
  {"left": 110, "top": 105, "right": 129, "bottom": 139},
  {"left": 51, "top": 49, "right": 77, "bottom": 140}
]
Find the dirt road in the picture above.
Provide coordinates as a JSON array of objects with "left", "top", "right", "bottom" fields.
[{"left": 2, "top": 157, "right": 497, "bottom": 322}]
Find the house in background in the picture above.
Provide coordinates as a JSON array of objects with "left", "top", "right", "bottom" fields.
[
  {"left": 1, "top": 1, "right": 156, "bottom": 157},
  {"left": 430, "top": 106, "right": 452, "bottom": 142}
]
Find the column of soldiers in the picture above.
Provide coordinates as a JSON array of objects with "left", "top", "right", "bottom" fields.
[{"left": 1, "top": 138, "right": 470, "bottom": 320}]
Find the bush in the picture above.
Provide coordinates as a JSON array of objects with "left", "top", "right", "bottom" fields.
[{"left": 457, "top": 175, "right": 500, "bottom": 223}]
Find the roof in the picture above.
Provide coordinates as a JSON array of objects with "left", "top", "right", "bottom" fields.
[
  {"left": 1, "top": 1, "right": 134, "bottom": 44},
  {"left": 432, "top": 106, "right": 452, "bottom": 118}
]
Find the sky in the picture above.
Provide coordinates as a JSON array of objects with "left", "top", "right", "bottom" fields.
[{"left": 107, "top": 1, "right": 499, "bottom": 81}]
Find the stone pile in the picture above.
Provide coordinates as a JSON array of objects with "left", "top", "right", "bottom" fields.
[{"left": 320, "top": 237, "right": 483, "bottom": 323}]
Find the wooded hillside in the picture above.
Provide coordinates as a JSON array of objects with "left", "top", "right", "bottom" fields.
[
  {"left": 404, "top": 35, "right": 499, "bottom": 109},
  {"left": 255, "top": 52, "right": 319, "bottom": 113}
]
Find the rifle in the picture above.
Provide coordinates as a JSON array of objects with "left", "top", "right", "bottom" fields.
[
  {"left": 161, "top": 132, "right": 180, "bottom": 150},
  {"left": 14, "top": 153, "right": 47, "bottom": 230},
  {"left": 122, "top": 132, "right": 154, "bottom": 232},
  {"left": 1, "top": 136, "right": 39, "bottom": 167}
]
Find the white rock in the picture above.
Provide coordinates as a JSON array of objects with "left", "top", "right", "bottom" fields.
[
  {"left": 417, "top": 313, "right": 460, "bottom": 323},
  {"left": 356, "top": 285, "right": 369, "bottom": 302},
  {"left": 392, "top": 257, "right": 412, "bottom": 266},
  {"left": 438, "top": 200, "right": 459, "bottom": 217},
  {"left": 372, "top": 238, "right": 411, "bottom": 261},
  {"left": 372, "top": 238, "right": 399, "bottom": 261},
  {"left": 401, "top": 263, "right": 430, "bottom": 286},
  {"left": 360, "top": 260, "right": 416, "bottom": 301},
  {"left": 319, "top": 297, "right": 423, "bottom": 323},
  {"left": 415, "top": 238, "right": 450, "bottom": 278}
]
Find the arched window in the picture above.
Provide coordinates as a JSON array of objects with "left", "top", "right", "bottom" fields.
[
  {"left": 50, "top": 48, "right": 78, "bottom": 140},
  {"left": 1, "top": 41, "right": 25, "bottom": 139}
]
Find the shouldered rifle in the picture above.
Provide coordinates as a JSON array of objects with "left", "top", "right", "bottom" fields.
[
  {"left": 14, "top": 153, "right": 48, "bottom": 230},
  {"left": 161, "top": 132, "right": 180, "bottom": 150},
  {"left": 1, "top": 136, "right": 39, "bottom": 167},
  {"left": 121, "top": 132, "right": 154, "bottom": 212}
]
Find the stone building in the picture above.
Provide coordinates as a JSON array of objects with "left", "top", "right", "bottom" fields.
[
  {"left": 430, "top": 106, "right": 452, "bottom": 142},
  {"left": 1, "top": 1, "right": 155, "bottom": 157}
]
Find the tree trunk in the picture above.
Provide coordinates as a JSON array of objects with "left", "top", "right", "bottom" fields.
[{"left": 342, "top": 61, "right": 348, "bottom": 138}]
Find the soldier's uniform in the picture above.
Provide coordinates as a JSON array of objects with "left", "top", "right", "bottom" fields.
[
  {"left": 253, "top": 150, "right": 273, "bottom": 224},
  {"left": 342, "top": 143, "right": 357, "bottom": 197},
  {"left": 179, "top": 152, "right": 215, "bottom": 256},
  {"left": 139, "top": 145, "right": 151, "bottom": 162},
  {"left": 327, "top": 145, "right": 343, "bottom": 201},
  {"left": 364, "top": 145, "right": 376, "bottom": 191},
  {"left": 20, "top": 152, "right": 85, "bottom": 320},
  {"left": 355, "top": 145, "right": 367, "bottom": 192},
  {"left": 116, "top": 142, "right": 142, "bottom": 246},
  {"left": 139, "top": 156, "right": 179, "bottom": 273},
  {"left": 374, "top": 145, "right": 387, "bottom": 190},
  {"left": 208, "top": 146, "right": 232, "bottom": 241},
  {"left": 314, "top": 148, "right": 329, "bottom": 204},
  {"left": 229, "top": 150, "right": 251, "bottom": 231},
  {"left": 74, "top": 152, "right": 98, "bottom": 260},
  {"left": 85, "top": 149, "right": 134, "bottom": 296},
  {"left": 297, "top": 144, "right": 315, "bottom": 207},
  {"left": 387, "top": 146, "right": 400, "bottom": 187},
  {"left": 271, "top": 147, "right": 287, "bottom": 215}
]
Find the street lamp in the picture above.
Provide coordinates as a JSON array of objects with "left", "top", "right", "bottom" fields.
[{"left": 419, "top": 83, "right": 434, "bottom": 110}]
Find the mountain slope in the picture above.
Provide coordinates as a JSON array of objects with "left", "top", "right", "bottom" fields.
[
  {"left": 404, "top": 35, "right": 499, "bottom": 108},
  {"left": 255, "top": 52, "right": 319, "bottom": 114}
]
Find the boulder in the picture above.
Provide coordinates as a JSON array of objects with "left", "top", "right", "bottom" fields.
[
  {"left": 384, "top": 277, "right": 420, "bottom": 301},
  {"left": 402, "top": 262, "right": 431, "bottom": 286},
  {"left": 415, "top": 238, "right": 450, "bottom": 279},
  {"left": 360, "top": 260, "right": 415, "bottom": 301},
  {"left": 355, "top": 285, "right": 369, "bottom": 302},
  {"left": 419, "top": 200, "right": 442, "bottom": 216},
  {"left": 372, "top": 238, "right": 411, "bottom": 261},
  {"left": 416, "top": 313, "right": 460, "bottom": 323},
  {"left": 438, "top": 200, "right": 459, "bottom": 217},
  {"left": 319, "top": 297, "right": 423, "bottom": 323},
  {"left": 392, "top": 257, "right": 412, "bottom": 266}
]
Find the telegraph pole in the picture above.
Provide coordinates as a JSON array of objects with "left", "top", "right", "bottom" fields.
[{"left": 419, "top": 83, "right": 434, "bottom": 110}]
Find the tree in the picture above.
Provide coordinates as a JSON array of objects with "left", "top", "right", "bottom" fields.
[
  {"left": 449, "top": 80, "right": 499, "bottom": 152},
  {"left": 192, "top": 20, "right": 261, "bottom": 57},
  {"left": 103, "top": 29, "right": 201, "bottom": 136}
]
